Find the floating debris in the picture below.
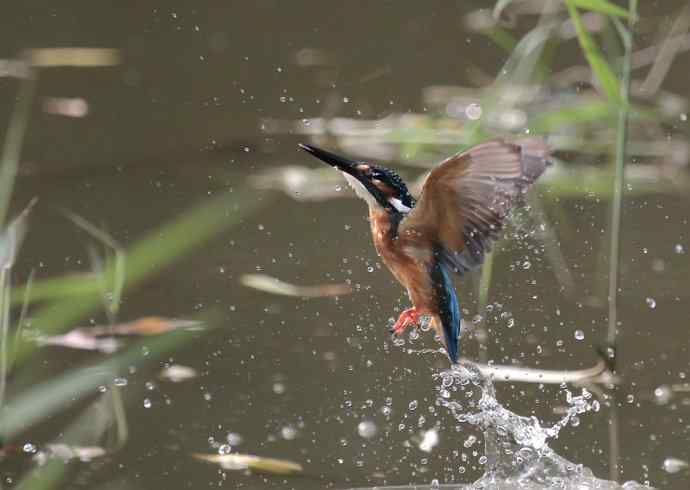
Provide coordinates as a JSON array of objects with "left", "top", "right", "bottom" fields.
[
  {"left": 35, "top": 317, "right": 201, "bottom": 352},
  {"left": 91, "top": 317, "right": 203, "bottom": 336},
  {"left": 42, "top": 97, "right": 89, "bottom": 118},
  {"left": 471, "top": 358, "right": 613, "bottom": 385},
  {"left": 36, "top": 330, "right": 120, "bottom": 353},
  {"left": 192, "top": 452, "right": 303, "bottom": 475},
  {"left": 240, "top": 273, "right": 351, "bottom": 298},
  {"left": 159, "top": 365, "right": 198, "bottom": 383},
  {"left": 28, "top": 48, "right": 121, "bottom": 67},
  {"left": 34, "top": 444, "right": 107, "bottom": 464}
]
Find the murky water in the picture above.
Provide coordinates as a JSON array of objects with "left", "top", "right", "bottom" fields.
[{"left": 2, "top": 1, "right": 690, "bottom": 489}]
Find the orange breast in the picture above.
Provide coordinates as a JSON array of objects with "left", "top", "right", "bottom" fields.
[{"left": 369, "top": 209, "right": 436, "bottom": 312}]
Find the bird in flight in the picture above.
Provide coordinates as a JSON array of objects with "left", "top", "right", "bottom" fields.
[{"left": 300, "top": 138, "right": 550, "bottom": 363}]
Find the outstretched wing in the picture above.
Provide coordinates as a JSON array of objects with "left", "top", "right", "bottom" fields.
[{"left": 399, "top": 138, "right": 550, "bottom": 275}]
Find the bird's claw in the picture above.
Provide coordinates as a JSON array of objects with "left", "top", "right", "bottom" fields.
[{"left": 390, "top": 307, "right": 419, "bottom": 336}]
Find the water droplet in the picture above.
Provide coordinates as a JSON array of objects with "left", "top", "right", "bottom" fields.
[
  {"left": 463, "top": 435, "right": 477, "bottom": 448},
  {"left": 342, "top": 97, "right": 350, "bottom": 103},
  {"left": 430, "top": 479, "right": 440, "bottom": 489},
  {"left": 367, "top": 266, "right": 374, "bottom": 272},
  {"left": 226, "top": 432, "right": 243, "bottom": 445},
  {"left": 653, "top": 385, "right": 673, "bottom": 405},
  {"left": 626, "top": 394, "right": 634, "bottom": 404},
  {"left": 335, "top": 185, "right": 342, "bottom": 192},
  {"left": 114, "top": 377, "right": 128, "bottom": 387},
  {"left": 408, "top": 400, "right": 418, "bottom": 411},
  {"left": 281, "top": 425, "right": 298, "bottom": 440},
  {"left": 675, "top": 244, "right": 685, "bottom": 254},
  {"left": 478, "top": 455, "right": 488, "bottom": 464},
  {"left": 218, "top": 444, "right": 232, "bottom": 455},
  {"left": 574, "top": 330, "right": 585, "bottom": 341},
  {"left": 143, "top": 398, "right": 152, "bottom": 408},
  {"left": 663, "top": 457, "right": 689, "bottom": 473},
  {"left": 22, "top": 443, "right": 36, "bottom": 454},
  {"left": 646, "top": 297, "right": 656, "bottom": 309},
  {"left": 418, "top": 429, "right": 439, "bottom": 452},
  {"left": 357, "top": 420, "right": 378, "bottom": 439}
]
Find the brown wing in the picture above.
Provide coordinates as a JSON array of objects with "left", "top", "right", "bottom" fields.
[{"left": 398, "top": 137, "right": 550, "bottom": 274}]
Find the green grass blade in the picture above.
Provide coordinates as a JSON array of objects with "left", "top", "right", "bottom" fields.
[
  {"left": 11, "top": 189, "right": 268, "bottom": 365},
  {"left": 0, "top": 328, "right": 193, "bottom": 441},
  {"left": 529, "top": 99, "right": 617, "bottom": 132},
  {"left": 0, "top": 74, "right": 36, "bottom": 227},
  {"left": 565, "top": 0, "right": 622, "bottom": 102},
  {"left": 572, "top": 0, "right": 631, "bottom": 18}
]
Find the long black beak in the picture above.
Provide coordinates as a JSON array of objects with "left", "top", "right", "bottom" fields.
[
  {"left": 299, "top": 143, "right": 393, "bottom": 210},
  {"left": 298, "top": 143, "right": 360, "bottom": 175}
]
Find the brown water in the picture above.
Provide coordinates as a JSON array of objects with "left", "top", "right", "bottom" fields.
[{"left": 3, "top": 1, "right": 690, "bottom": 489}]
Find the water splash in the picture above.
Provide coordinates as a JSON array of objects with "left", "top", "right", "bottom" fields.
[{"left": 432, "top": 362, "right": 648, "bottom": 489}]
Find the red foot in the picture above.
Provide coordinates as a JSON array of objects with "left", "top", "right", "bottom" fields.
[{"left": 390, "top": 307, "right": 419, "bottom": 336}]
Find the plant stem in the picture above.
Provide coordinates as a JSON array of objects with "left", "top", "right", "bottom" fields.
[
  {"left": 476, "top": 250, "right": 495, "bottom": 364},
  {"left": 607, "top": 1, "right": 638, "bottom": 483},
  {"left": 607, "top": 1, "right": 637, "bottom": 352}
]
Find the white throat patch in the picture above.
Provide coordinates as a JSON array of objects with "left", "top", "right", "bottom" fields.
[
  {"left": 342, "top": 173, "right": 380, "bottom": 208},
  {"left": 388, "top": 197, "right": 412, "bottom": 214}
]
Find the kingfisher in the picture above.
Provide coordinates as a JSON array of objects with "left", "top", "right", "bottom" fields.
[{"left": 300, "top": 138, "right": 550, "bottom": 363}]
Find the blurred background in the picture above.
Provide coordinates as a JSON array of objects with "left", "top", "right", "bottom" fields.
[{"left": 1, "top": 1, "right": 689, "bottom": 489}]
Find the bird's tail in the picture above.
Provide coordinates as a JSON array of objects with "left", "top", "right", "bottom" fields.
[
  {"left": 513, "top": 136, "right": 552, "bottom": 185},
  {"left": 430, "top": 260, "right": 461, "bottom": 364}
]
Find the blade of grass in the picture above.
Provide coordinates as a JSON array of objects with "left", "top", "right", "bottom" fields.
[
  {"left": 64, "top": 210, "right": 126, "bottom": 317},
  {"left": 571, "top": 0, "right": 631, "bottom": 19},
  {"left": 476, "top": 250, "right": 495, "bottom": 365},
  {"left": 638, "top": 4, "right": 690, "bottom": 96},
  {"left": 0, "top": 72, "right": 36, "bottom": 226},
  {"left": 0, "top": 327, "right": 195, "bottom": 441},
  {"left": 0, "top": 204, "right": 34, "bottom": 410},
  {"left": 11, "top": 189, "right": 269, "bottom": 365},
  {"left": 16, "top": 386, "right": 128, "bottom": 490},
  {"left": 607, "top": 2, "right": 637, "bottom": 352},
  {"left": 606, "top": 0, "right": 637, "bottom": 482},
  {"left": 492, "top": 0, "right": 517, "bottom": 20},
  {"left": 565, "top": 0, "right": 621, "bottom": 101}
]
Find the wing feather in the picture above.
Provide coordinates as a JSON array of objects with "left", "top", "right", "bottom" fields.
[{"left": 399, "top": 138, "right": 549, "bottom": 275}]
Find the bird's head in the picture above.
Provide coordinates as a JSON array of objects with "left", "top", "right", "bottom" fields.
[{"left": 299, "top": 144, "right": 415, "bottom": 214}]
